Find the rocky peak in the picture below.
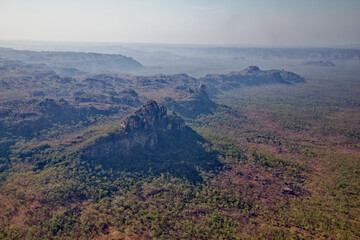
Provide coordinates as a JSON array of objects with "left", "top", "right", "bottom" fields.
[
  {"left": 196, "top": 84, "right": 210, "bottom": 99},
  {"left": 122, "top": 100, "right": 185, "bottom": 133},
  {"left": 83, "top": 100, "right": 187, "bottom": 161},
  {"left": 81, "top": 101, "right": 220, "bottom": 181},
  {"left": 241, "top": 66, "right": 261, "bottom": 75},
  {"left": 197, "top": 84, "right": 207, "bottom": 93}
]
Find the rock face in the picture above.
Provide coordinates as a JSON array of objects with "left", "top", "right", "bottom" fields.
[
  {"left": 83, "top": 100, "right": 185, "bottom": 159},
  {"left": 82, "top": 100, "right": 220, "bottom": 180},
  {"left": 123, "top": 100, "right": 185, "bottom": 133}
]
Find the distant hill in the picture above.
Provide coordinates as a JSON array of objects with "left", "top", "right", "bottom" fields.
[
  {"left": 200, "top": 66, "right": 304, "bottom": 95},
  {"left": 0, "top": 58, "right": 305, "bottom": 121},
  {"left": 175, "top": 47, "right": 360, "bottom": 61},
  {"left": 0, "top": 47, "right": 143, "bottom": 73},
  {"left": 0, "top": 98, "right": 121, "bottom": 138},
  {"left": 162, "top": 84, "right": 216, "bottom": 118},
  {"left": 303, "top": 60, "right": 336, "bottom": 67}
]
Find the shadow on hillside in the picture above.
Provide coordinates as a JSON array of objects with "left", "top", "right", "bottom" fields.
[{"left": 87, "top": 126, "right": 222, "bottom": 183}]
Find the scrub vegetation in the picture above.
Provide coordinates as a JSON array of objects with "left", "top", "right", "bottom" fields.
[{"left": 0, "top": 47, "right": 359, "bottom": 239}]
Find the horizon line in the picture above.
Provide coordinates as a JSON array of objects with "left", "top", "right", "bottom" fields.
[{"left": 1, "top": 39, "right": 360, "bottom": 50}]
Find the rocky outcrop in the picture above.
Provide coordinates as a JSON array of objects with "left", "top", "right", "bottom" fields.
[
  {"left": 2, "top": 98, "right": 120, "bottom": 138},
  {"left": 200, "top": 66, "right": 305, "bottom": 95},
  {"left": 83, "top": 100, "right": 186, "bottom": 159},
  {"left": 163, "top": 84, "right": 216, "bottom": 118},
  {"left": 122, "top": 100, "right": 185, "bottom": 133},
  {"left": 110, "top": 89, "right": 142, "bottom": 107},
  {"left": 81, "top": 100, "right": 220, "bottom": 180}
]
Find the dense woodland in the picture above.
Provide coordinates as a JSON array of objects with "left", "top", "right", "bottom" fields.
[{"left": 0, "top": 47, "right": 359, "bottom": 239}]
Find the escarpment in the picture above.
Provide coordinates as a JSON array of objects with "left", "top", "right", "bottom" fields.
[{"left": 200, "top": 66, "right": 305, "bottom": 95}]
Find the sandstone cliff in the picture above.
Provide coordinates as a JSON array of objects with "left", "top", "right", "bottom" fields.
[
  {"left": 81, "top": 100, "right": 220, "bottom": 180},
  {"left": 83, "top": 100, "right": 185, "bottom": 160}
]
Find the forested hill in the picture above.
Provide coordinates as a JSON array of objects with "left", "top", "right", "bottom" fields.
[{"left": 82, "top": 100, "right": 220, "bottom": 180}]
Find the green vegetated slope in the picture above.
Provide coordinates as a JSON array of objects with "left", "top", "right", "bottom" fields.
[{"left": 0, "top": 53, "right": 359, "bottom": 239}]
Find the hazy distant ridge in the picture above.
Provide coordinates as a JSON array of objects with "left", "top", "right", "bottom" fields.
[{"left": 0, "top": 47, "right": 143, "bottom": 73}]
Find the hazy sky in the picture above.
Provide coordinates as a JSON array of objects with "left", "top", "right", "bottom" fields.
[{"left": 1, "top": 0, "right": 360, "bottom": 46}]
